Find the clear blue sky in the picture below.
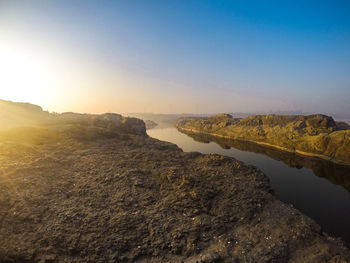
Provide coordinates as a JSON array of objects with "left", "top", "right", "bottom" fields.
[{"left": 0, "top": 0, "right": 349, "bottom": 115}]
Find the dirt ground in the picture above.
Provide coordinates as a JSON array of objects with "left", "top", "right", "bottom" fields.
[{"left": 0, "top": 123, "right": 349, "bottom": 262}]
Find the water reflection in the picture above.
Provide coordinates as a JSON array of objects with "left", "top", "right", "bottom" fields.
[
  {"left": 181, "top": 130, "right": 350, "bottom": 194},
  {"left": 148, "top": 127, "right": 350, "bottom": 247}
]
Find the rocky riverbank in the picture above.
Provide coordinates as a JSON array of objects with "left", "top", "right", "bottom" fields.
[
  {"left": 175, "top": 114, "right": 350, "bottom": 166},
  {"left": 0, "top": 101, "right": 349, "bottom": 262},
  {"left": 178, "top": 129, "right": 350, "bottom": 194},
  {"left": 145, "top": 120, "right": 158, "bottom": 129}
]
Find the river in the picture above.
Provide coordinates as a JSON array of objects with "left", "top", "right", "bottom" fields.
[{"left": 147, "top": 126, "right": 350, "bottom": 247}]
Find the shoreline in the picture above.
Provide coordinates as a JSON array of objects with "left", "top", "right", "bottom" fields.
[
  {"left": 1, "top": 119, "right": 350, "bottom": 261},
  {"left": 176, "top": 126, "right": 350, "bottom": 166}
]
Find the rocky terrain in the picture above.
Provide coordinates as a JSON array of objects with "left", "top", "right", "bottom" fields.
[
  {"left": 125, "top": 113, "right": 211, "bottom": 129},
  {"left": 144, "top": 120, "right": 158, "bottom": 129},
  {"left": 0, "top": 101, "right": 350, "bottom": 262},
  {"left": 175, "top": 114, "right": 350, "bottom": 166},
  {"left": 0, "top": 99, "right": 54, "bottom": 129},
  {"left": 180, "top": 130, "right": 350, "bottom": 194}
]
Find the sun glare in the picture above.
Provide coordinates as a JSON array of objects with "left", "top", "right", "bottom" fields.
[
  {"left": 0, "top": 32, "right": 122, "bottom": 113},
  {"left": 0, "top": 34, "right": 62, "bottom": 108}
]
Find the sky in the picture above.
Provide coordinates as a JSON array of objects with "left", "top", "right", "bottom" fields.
[{"left": 0, "top": 0, "right": 349, "bottom": 115}]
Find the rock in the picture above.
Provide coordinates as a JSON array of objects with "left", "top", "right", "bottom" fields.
[
  {"left": 181, "top": 130, "right": 350, "bottom": 193},
  {"left": 0, "top": 99, "right": 53, "bottom": 130},
  {"left": 145, "top": 120, "right": 158, "bottom": 129},
  {"left": 175, "top": 114, "right": 350, "bottom": 165},
  {"left": 0, "top": 104, "right": 349, "bottom": 262}
]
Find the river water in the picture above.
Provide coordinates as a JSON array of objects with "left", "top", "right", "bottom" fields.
[{"left": 147, "top": 126, "right": 350, "bottom": 247}]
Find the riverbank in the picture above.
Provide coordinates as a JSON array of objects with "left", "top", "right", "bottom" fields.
[
  {"left": 0, "top": 100, "right": 349, "bottom": 262},
  {"left": 177, "top": 126, "right": 343, "bottom": 164},
  {"left": 0, "top": 118, "right": 349, "bottom": 262},
  {"left": 175, "top": 114, "right": 350, "bottom": 166}
]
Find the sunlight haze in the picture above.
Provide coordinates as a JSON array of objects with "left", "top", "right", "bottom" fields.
[
  {"left": 1, "top": 1, "right": 350, "bottom": 260},
  {"left": 0, "top": 0, "right": 349, "bottom": 115}
]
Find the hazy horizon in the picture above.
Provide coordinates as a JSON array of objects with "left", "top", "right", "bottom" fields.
[
  {"left": 3, "top": 98, "right": 350, "bottom": 124},
  {"left": 1, "top": 1, "right": 349, "bottom": 115}
]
